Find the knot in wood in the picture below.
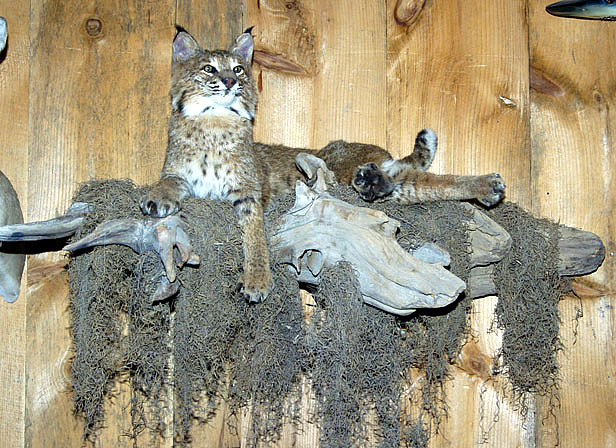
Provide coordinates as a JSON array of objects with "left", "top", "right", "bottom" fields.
[
  {"left": 85, "top": 18, "right": 103, "bottom": 37},
  {"left": 394, "top": 0, "right": 425, "bottom": 26}
]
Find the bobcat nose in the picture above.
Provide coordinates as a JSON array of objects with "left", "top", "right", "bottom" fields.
[{"left": 221, "top": 77, "right": 236, "bottom": 89}]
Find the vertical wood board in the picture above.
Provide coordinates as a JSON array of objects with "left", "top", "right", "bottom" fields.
[
  {"left": 0, "top": 1, "right": 613, "bottom": 447},
  {"left": 386, "top": 1, "right": 533, "bottom": 446},
  {"left": 529, "top": 1, "right": 616, "bottom": 446},
  {"left": 25, "top": 0, "right": 175, "bottom": 446}
]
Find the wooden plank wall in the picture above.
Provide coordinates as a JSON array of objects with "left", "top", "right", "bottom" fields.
[{"left": 0, "top": 0, "right": 613, "bottom": 446}]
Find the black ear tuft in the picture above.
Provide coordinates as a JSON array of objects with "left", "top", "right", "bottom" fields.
[
  {"left": 172, "top": 30, "right": 201, "bottom": 63},
  {"left": 174, "top": 24, "right": 188, "bottom": 34},
  {"left": 243, "top": 26, "right": 255, "bottom": 35}
]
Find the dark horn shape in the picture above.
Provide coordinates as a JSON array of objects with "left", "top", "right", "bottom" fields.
[{"left": 546, "top": 0, "right": 616, "bottom": 20}]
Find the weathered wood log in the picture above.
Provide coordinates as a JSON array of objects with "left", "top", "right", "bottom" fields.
[
  {"left": 462, "top": 203, "right": 512, "bottom": 267},
  {"left": 467, "top": 265, "right": 498, "bottom": 299},
  {"left": 0, "top": 17, "right": 6, "bottom": 53},
  {"left": 64, "top": 215, "right": 200, "bottom": 283},
  {"left": 557, "top": 226, "right": 605, "bottom": 276},
  {"left": 0, "top": 202, "right": 90, "bottom": 241},
  {"left": 459, "top": 202, "right": 511, "bottom": 299},
  {"left": 465, "top": 224, "right": 606, "bottom": 299},
  {"left": 272, "top": 171, "right": 467, "bottom": 315}
]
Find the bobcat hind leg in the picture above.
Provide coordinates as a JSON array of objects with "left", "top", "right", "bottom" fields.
[{"left": 352, "top": 129, "right": 437, "bottom": 202}]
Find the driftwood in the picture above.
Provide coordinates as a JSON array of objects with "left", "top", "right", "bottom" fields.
[
  {"left": 463, "top": 212, "right": 605, "bottom": 298},
  {"left": 272, "top": 172, "right": 465, "bottom": 315},
  {"left": 0, "top": 159, "right": 605, "bottom": 314}
]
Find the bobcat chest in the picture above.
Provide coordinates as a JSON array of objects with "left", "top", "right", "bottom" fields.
[
  {"left": 171, "top": 117, "right": 248, "bottom": 201},
  {"left": 186, "top": 150, "right": 238, "bottom": 201}
]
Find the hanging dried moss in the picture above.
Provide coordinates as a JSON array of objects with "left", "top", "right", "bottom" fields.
[
  {"left": 328, "top": 184, "right": 475, "bottom": 439},
  {"left": 69, "top": 180, "right": 171, "bottom": 439},
  {"left": 489, "top": 202, "right": 572, "bottom": 414},
  {"left": 67, "top": 179, "right": 569, "bottom": 447},
  {"left": 69, "top": 180, "right": 306, "bottom": 445}
]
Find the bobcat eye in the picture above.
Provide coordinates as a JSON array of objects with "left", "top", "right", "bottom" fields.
[
  {"left": 233, "top": 65, "right": 244, "bottom": 74},
  {"left": 203, "top": 64, "right": 216, "bottom": 73}
]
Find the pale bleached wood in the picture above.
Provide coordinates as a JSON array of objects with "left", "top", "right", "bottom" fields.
[
  {"left": 7, "top": 199, "right": 603, "bottom": 307},
  {"left": 385, "top": 1, "right": 533, "bottom": 447},
  {"left": 528, "top": 1, "right": 616, "bottom": 446},
  {"left": 273, "top": 175, "right": 466, "bottom": 315},
  {"left": 557, "top": 226, "right": 605, "bottom": 276},
  {"left": 26, "top": 1, "right": 175, "bottom": 446},
  {"left": 0, "top": 2, "right": 29, "bottom": 447},
  {"left": 0, "top": 174, "right": 25, "bottom": 305},
  {"left": 466, "top": 224, "right": 605, "bottom": 299}
]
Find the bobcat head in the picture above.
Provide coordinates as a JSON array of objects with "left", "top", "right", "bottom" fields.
[{"left": 170, "top": 29, "right": 257, "bottom": 121}]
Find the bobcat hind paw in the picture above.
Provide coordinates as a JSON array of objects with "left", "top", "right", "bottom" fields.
[
  {"left": 352, "top": 163, "right": 395, "bottom": 202},
  {"left": 477, "top": 173, "right": 505, "bottom": 207}
]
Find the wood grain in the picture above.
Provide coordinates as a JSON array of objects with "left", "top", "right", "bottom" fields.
[
  {"left": 0, "top": 3, "right": 29, "bottom": 447},
  {"left": 25, "top": 0, "right": 175, "bottom": 446},
  {"left": 311, "top": 0, "right": 387, "bottom": 147},
  {"left": 529, "top": 1, "right": 616, "bottom": 445},
  {"left": 247, "top": 0, "right": 318, "bottom": 149},
  {"left": 386, "top": 0, "right": 531, "bottom": 207},
  {"left": 386, "top": 0, "right": 534, "bottom": 446},
  {"left": 176, "top": 0, "right": 243, "bottom": 50},
  {"left": 23, "top": 264, "right": 82, "bottom": 448}
]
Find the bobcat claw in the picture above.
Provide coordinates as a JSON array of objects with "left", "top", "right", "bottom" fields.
[
  {"left": 237, "top": 271, "right": 273, "bottom": 303},
  {"left": 352, "top": 162, "right": 395, "bottom": 202},
  {"left": 237, "top": 282, "right": 270, "bottom": 303},
  {"left": 140, "top": 195, "right": 180, "bottom": 218},
  {"left": 477, "top": 173, "right": 505, "bottom": 207}
]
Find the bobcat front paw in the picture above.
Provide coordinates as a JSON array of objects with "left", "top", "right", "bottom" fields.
[
  {"left": 238, "top": 269, "right": 273, "bottom": 304},
  {"left": 140, "top": 193, "right": 180, "bottom": 218},
  {"left": 476, "top": 173, "right": 505, "bottom": 207},
  {"left": 352, "top": 163, "right": 395, "bottom": 202}
]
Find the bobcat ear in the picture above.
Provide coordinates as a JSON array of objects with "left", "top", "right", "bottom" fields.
[
  {"left": 173, "top": 31, "right": 201, "bottom": 63},
  {"left": 231, "top": 28, "right": 254, "bottom": 64}
]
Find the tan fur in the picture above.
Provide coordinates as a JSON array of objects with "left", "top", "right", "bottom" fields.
[{"left": 143, "top": 30, "right": 505, "bottom": 303}]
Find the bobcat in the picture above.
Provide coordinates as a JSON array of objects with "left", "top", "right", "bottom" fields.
[{"left": 141, "top": 29, "right": 505, "bottom": 303}]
